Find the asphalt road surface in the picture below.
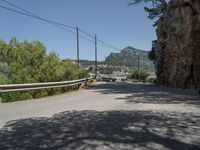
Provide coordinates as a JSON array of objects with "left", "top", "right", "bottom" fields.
[{"left": 0, "top": 82, "right": 200, "bottom": 149}]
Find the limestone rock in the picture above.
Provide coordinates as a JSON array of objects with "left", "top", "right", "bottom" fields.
[{"left": 155, "top": 0, "right": 200, "bottom": 88}]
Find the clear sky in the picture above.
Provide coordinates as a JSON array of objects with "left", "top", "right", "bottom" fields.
[{"left": 0, "top": 0, "right": 156, "bottom": 61}]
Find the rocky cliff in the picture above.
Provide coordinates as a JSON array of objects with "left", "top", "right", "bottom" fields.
[
  {"left": 105, "top": 47, "right": 154, "bottom": 71},
  {"left": 154, "top": 0, "right": 200, "bottom": 88}
]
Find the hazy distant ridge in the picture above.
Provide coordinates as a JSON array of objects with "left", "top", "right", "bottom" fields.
[{"left": 104, "top": 46, "right": 153, "bottom": 70}]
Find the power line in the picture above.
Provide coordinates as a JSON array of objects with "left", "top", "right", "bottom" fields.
[
  {"left": 0, "top": 4, "right": 96, "bottom": 45},
  {"left": 79, "top": 28, "right": 120, "bottom": 51},
  {"left": 79, "top": 34, "right": 94, "bottom": 43},
  {"left": 79, "top": 28, "right": 95, "bottom": 39},
  {"left": 1, "top": 0, "right": 37, "bottom": 17},
  {"left": 97, "top": 39, "right": 121, "bottom": 51},
  {"left": 0, "top": 0, "right": 76, "bottom": 35},
  {"left": 0, "top": 3, "right": 95, "bottom": 42},
  {"left": 0, "top": 4, "right": 75, "bottom": 29},
  {"left": 0, "top": 0, "right": 121, "bottom": 52},
  {"left": 79, "top": 28, "right": 118, "bottom": 50},
  {"left": 78, "top": 33, "right": 117, "bottom": 50}
]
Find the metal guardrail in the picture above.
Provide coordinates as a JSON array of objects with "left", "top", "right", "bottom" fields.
[{"left": 0, "top": 77, "right": 94, "bottom": 93}]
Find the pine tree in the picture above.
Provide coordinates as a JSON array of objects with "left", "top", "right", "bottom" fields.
[{"left": 129, "top": 0, "right": 168, "bottom": 20}]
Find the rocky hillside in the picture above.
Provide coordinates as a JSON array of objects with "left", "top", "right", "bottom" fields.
[
  {"left": 154, "top": 0, "right": 200, "bottom": 88},
  {"left": 104, "top": 47, "right": 154, "bottom": 71}
]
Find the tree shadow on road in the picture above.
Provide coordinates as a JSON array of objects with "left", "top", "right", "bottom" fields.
[
  {"left": 0, "top": 110, "right": 199, "bottom": 149},
  {"left": 89, "top": 82, "right": 200, "bottom": 106}
]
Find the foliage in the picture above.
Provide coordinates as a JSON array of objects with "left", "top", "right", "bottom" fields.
[
  {"left": 147, "top": 76, "right": 156, "bottom": 83},
  {"left": 130, "top": 69, "right": 149, "bottom": 81},
  {"left": 148, "top": 49, "right": 156, "bottom": 61},
  {"left": 129, "top": 0, "right": 168, "bottom": 22},
  {"left": 148, "top": 40, "right": 157, "bottom": 61},
  {"left": 0, "top": 38, "right": 88, "bottom": 102}
]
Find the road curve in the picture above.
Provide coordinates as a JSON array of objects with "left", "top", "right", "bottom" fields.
[{"left": 0, "top": 82, "right": 200, "bottom": 149}]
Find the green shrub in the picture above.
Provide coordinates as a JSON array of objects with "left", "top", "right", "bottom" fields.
[
  {"left": 147, "top": 76, "right": 156, "bottom": 83},
  {"left": 0, "top": 38, "right": 88, "bottom": 102},
  {"left": 130, "top": 69, "right": 149, "bottom": 81}
]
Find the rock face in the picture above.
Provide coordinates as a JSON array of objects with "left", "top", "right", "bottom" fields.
[
  {"left": 105, "top": 47, "right": 154, "bottom": 71},
  {"left": 155, "top": 0, "right": 200, "bottom": 88}
]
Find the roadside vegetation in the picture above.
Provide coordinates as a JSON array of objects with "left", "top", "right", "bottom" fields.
[
  {"left": 0, "top": 38, "right": 88, "bottom": 102},
  {"left": 129, "top": 69, "right": 149, "bottom": 81}
]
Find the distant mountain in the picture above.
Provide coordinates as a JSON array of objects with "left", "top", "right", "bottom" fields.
[
  {"left": 103, "top": 46, "right": 154, "bottom": 71},
  {"left": 74, "top": 47, "right": 154, "bottom": 72}
]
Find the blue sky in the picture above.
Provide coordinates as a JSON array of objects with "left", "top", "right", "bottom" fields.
[{"left": 0, "top": 0, "right": 156, "bottom": 61}]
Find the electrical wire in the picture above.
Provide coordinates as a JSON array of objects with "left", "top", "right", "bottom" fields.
[
  {"left": 0, "top": 4, "right": 75, "bottom": 29},
  {"left": 0, "top": 0, "right": 76, "bottom": 35},
  {"left": 0, "top": 0, "right": 121, "bottom": 52}
]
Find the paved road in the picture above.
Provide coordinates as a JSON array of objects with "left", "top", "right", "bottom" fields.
[{"left": 0, "top": 82, "right": 200, "bottom": 149}]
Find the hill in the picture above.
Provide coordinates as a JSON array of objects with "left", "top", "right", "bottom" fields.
[{"left": 103, "top": 46, "right": 154, "bottom": 71}]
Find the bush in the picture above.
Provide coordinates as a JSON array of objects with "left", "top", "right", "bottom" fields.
[
  {"left": 147, "top": 76, "right": 156, "bottom": 83},
  {"left": 148, "top": 40, "right": 157, "bottom": 61},
  {"left": 130, "top": 69, "right": 149, "bottom": 81},
  {"left": 148, "top": 49, "right": 156, "bottom": 61},
  {"left": 0, "top": 38, "right": 88, "bottom": 102}
]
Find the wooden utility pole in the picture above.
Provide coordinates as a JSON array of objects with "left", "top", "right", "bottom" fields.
[
  {"left": 76, "top": 27, "right": 80, "bottom": 68},
  {"left": 95, "top": 34, "right": 97, "bottom": 79},
  {"left": 138, "top": 54, "right": 140, "bottom": 81}
]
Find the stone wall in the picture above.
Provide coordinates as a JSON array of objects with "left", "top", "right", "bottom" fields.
[{"left": 155, "top": 0, "right": 200, "bottom": 88}]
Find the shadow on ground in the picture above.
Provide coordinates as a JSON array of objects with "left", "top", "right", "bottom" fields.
[
  {"left": 90, "top": 82, "right": 200, "bottom": 106},
  {"left": 0, "top": 110, "right": 200, "bottom": 149}
]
